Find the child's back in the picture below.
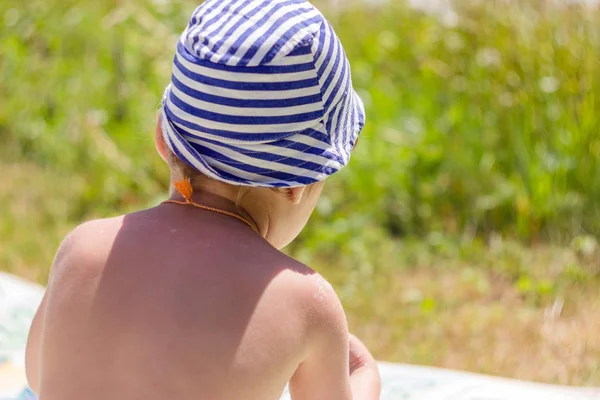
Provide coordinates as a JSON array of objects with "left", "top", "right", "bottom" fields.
[{"left": 28, "top": 200, "right": 351, "bottom": 400}]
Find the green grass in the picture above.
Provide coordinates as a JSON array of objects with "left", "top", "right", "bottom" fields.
[{"left": 1, "top": 0, "right": 599, "bottom": 385}]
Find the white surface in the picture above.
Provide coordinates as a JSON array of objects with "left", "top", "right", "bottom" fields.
[{"left": 0, "top": 272, "right": 598, "bottom": 400}]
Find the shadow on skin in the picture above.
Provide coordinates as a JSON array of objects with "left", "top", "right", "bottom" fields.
[{"left": 86, "top": 205, "right": 314, "bottom": 399}]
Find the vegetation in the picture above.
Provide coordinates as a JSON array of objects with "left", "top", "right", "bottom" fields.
[{"left": 1, "top": 0, "right": 598, "bottom": 385}]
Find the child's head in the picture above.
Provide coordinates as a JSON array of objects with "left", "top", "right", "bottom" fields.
[{"left": 157, "top": 0, "right": 364, "bottom": 248}]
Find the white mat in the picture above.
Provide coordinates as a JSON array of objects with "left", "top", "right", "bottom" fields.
[{"left": 1, "top": 272, "right": 598, "bottom": 400}]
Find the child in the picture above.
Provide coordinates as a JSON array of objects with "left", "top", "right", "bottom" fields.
[{"left": 25, "top": 1, "right": 381, "bottom": 399}]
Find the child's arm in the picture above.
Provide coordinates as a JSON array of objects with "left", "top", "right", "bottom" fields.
[
  {"left": 25, "top": 225, "right": 81, "bottom": 395},
  {"left": 348, "top": 333, "right": 381, "bottom": 399},
  {"left": 289, "top": 277, "right": 380, "bottom": 400},
  {"left": 25, "top": 293, "right": 48, "bottom": 394}
]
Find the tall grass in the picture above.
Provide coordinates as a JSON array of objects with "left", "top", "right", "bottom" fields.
[
  {"left": 3, "top": 1, "right": 598, "bottom": 253},
  {"left": 0, "top": 0, "right": 599, "bottom": 267},
  {"left": 325, "top": 0, "right": 600, "bottom": 242}
]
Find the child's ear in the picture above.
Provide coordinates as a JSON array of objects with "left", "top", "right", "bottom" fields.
[
  {"left": 155, "top": 113, "right": 168, "bottom": 162},
  {"left": 286, "top": 186, "right": 306, "bottom": 205}
]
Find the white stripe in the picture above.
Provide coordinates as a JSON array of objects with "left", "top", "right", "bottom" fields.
[
  {"left": 169, "top": 110, "right": 326, "bottom": 147},
  {"left": 317, "top": 29, "right": 342, "bottom": 101},
  {"left": 169, "top": 115, "right": 233, "bottom": 145},
  {"left": 188, "top": 133, "right": 341, "bottom": 173},
  {"left": 167, "top": 96, "right": 322, "bottom": 135},
  {"left": 265, "top": 53, "right": 314, "bottom": 66},
  {"left": 223, "top": 3, "right": 315, "bottom": 66},
  {"left": 280, "top": 131, "right": 333, "bottom": 152},
  {"left": 347, "top": 98, "right": 360, "bottom": 162},
  {"left": 175, "top": 51, "right": 316, "bottom": 83},
  {"left": 246, "top": 14, "right": 321, "bottom": 67},
  {"left": 249, "top": 21, "right": 321, "bottom": 66},
  {"left": 162, "top": 113, "right": 222, "bottom": 181},
  {"left": 167, "top": 110, "right": 316, "bottom": 187},
  {"left": 340, "top": 95, "right": 353, "bottom": 163},
  {"left": 172, "top": 63, "right": 321, "bottom": 101},
  {"left": 209, "top": 0, "right": 284, "bottom": 63},
  {"left": 189, "top": 1, "right": 215, "bottom": 23},
  {"left": 314, "top": 23, "right": 332, "bottom": 72},
  {"left": 327, "top": 97, "right": 344, "bottom": 156},
  {"left": 198, "top": 0, "right": 239, "bottom": 32},
  {"left": 204, "top": 156, "right": 305, "bottom": 186},
  {"left": 188, "top": 0, "right": 238, "bottom": 53},
  {"left": 199, "top": 0, "right": 264, "bottom": 59},
  {"left": 185, "top": 137, "right": 328, "bottom": 179},
  {"left": 170, "top": 84, "right": 323, "bottom": 117},
  {"left": 322, "top": 48, "right": 350, "bottom": 109},
  {"left": 197, "top": 0, "right": 245, "bottom": 59},
  {"left": 248, "top": 141, "right": 342, "bottom": 169}
]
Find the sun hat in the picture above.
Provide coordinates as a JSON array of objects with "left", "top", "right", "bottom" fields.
[{"left": 160, "top": 0, "right": 365, "bottom": 188}]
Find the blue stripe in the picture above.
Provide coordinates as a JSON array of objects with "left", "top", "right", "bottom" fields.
[
  {"left": 349, "top": 97, "right": 357, "bottom": 150},
  {"left": 164, "top": 121, "right": 212, "bottom": 172},
  {"left": 219, "top": 4, "right": 313, "bottom": 64},
  {"left": 184, "top": 133, "right": 339, "bottom": 173},
  {"left": 324, "top": 102, "right": 335, "bottom": 135},
  {"left": 167, "top": 94, "right": 334, "bottom": 148},
  {"left": 323, "top": 61, "right": 348, "bottom": 110},
  {"left": 209, "top": 0, "right": 294, "bottom": 54},
  {"left": 259, "top": 31, "right": 315, "bottom": 65},
  {"left": 316, "top": 24, "right": 336, "bottom": 81},
  {"left": 201, "top": 0, "right": 256, "bottom": 48},
  {"left": 339, "top": 96, "right": 350, "bottom": 155},
  {"left": 165, "top": 106, "right": 299, "bottom": 141},
  {"left": 274, "top": 139, "right": 343, "bottom": 163},
  {"left": 239, "top": 13, "right": 321, "bottom": 66},
  {"left": 174, "top": 57, "right": 319, "bottom": 92},
  {"left": 312, "top": 23, "right": 327, "bottom": 63},
  {"left": 169, "top": 90, "right": 324, "bottom": 125},
  {"left": 177, "top": 42, "right": 315, "bottom": 74},
  {"left": 188, "top": 141, "right": 318, "bottom": 184},
  {"left": 286, "top": 39, "right": 314, "bottom": 57},
  {"left": 195, "top": 0, "right": 244, "bottom": 56},
  {"left": 191, "top": 0, "right": 237, "bottom": 48},
  {"left": 190, "top": 1, "right": 217, "bottom": 25},
  {"left": 283, "top": 128, "right": 331, "bottom": 145},
  {"left": 165, "top": 123, "right": 254, "bottom": 185},
  {"left": 171, "top": 74, "right": 323, "bottom": 108},
  {"left": 329, "top": 104, "right": 344, "bottom": 157},
  {"left": 198, "top": 0, "right": 238, "bottom": 35}
]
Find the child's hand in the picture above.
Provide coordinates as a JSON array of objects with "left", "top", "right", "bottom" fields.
[{"left": 349, "top": 333, "right": 371, "bottom": 374}]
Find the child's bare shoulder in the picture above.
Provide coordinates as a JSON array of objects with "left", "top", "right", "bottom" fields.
[
  {"left": 49, "top": 216, "right": 125, "bottom": 283},
  {"left": 271, "top": 255, "right": 346, "bottom": 330},
  {"left": 57, "top": 216, "right": 123, "bottom": 257}
]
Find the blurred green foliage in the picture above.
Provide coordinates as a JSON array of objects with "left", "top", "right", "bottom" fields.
[
  {"left": 310, "top": 0, "right": 600, "bottom": 245},
  {"left": 2, "top": 0, "right": 598, "bottom": 252},
  {"left": 1, "top": 0, "right": 599, "bottom": 277}
]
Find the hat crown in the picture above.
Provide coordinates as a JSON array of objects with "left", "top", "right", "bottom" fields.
[{"left": 182, "top": 0, "right": 323, "bottom": 68}]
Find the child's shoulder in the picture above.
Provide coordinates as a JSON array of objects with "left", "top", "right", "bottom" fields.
[
  {"left": 48, "top": 216, "right": 125, "bottom": 282},
  {"left": 58, "top": 216, "right": 124, "bottom": 254},
  {"left": 268, "top": 254, "right": 346, "bottom": 330}
]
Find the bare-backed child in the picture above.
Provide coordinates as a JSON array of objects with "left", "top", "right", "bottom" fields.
[{"left": 26, "top": 1, "right": 381, "bottom": 399}]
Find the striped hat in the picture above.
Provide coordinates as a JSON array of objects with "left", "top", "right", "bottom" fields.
[{"left": 161, "top": 0, "right": 365, "bottom": 188}]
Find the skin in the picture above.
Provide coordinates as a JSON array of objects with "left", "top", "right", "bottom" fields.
[{"left": 25, "top": 118, "right": 381, "bottom": 400}]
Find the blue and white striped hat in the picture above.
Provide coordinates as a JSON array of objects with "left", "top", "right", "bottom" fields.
[{"left": 161, "top": 0, "right": 365, "bottom": 188}]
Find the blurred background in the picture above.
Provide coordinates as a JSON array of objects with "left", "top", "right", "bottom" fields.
[{"left": 1, "top": 0, "right": 599, "bottom": 386}]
